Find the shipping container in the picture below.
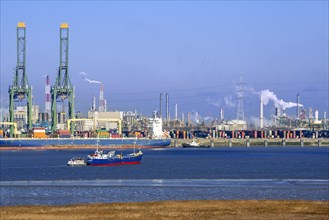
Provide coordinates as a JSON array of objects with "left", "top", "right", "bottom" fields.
[
  {"left": 33, "top": 127, "right": 46, "bottom": 131},
  {"left": 33, "top": 133, "right": 47, "bottom": 138},
  {"left": 59, "top": 134, "right": 71, "bottom": 138},
  {"left": 57, "top": 130, "right": 70, "bottom": 134},
  {"left": 97, "top": 132, "right": 108, "bottom": 135},
  {"left": 97, "top": 134, "right": 108, "bottom": 137},
  {"left": 90, "top": 133, "right": 98, "bottom": 138},
  {"left": 111, "top": 134, "right": 120, "bottom": 138},
  {"left": 32, "top": 127, "right": 46, "bottom": 138}
]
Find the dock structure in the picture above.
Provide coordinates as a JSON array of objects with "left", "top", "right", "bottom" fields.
[{"left": 171, "top": 138, "right": 329, "bottom": 147}]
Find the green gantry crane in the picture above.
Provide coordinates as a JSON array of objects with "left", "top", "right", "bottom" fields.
[
  {"left": 51, "top": 23, "right": 75, "bottom": 134},
  {"left": 8, "top": 22, "right": 33, "bottom": 137}
]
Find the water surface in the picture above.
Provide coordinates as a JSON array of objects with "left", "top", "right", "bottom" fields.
[{"left": 1, "top": 147, "right": 328, "bottom": 205}]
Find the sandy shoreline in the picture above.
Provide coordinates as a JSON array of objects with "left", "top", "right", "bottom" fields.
[{"left": 1, "top": 200, "right": 328, "bottom": 220}]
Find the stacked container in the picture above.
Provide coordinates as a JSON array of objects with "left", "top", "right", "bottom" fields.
[
  {"left": 97, "top": 130, "right": 109, "bottom": 138},
  {"left": 32, "top": 127, "right": 47, "bottom": 138},
  {"left": 58, "top": 130, "right": 71, "bottom": 138},
  {"left": 134, "top": 131, "right": 141, "bottom": 138},
  {"left": 110, "top": 133, "right": 120, "bottom": 138}
]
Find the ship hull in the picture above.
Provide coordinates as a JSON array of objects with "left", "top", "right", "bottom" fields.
[
  {"left": 182, "top": 143, "right": 211, "bottom": 148},
  {"left": 0, "top": 138, "right": 171, "bottom": 148},
  {"left": 87, "top": 153, "right": 143, "bottom": 166}
]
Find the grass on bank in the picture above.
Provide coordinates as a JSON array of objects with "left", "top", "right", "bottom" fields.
[{"left": 1, "top": 200, "right": 329, "bottom": 220}]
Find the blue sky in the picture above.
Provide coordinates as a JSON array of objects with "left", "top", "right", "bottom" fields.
[{"left": 1, "top": 1, "right": 328, "bottom": 122}]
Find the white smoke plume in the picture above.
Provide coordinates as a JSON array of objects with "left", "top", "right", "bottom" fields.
[
  {"left": 224, "top": 96, "right": 235, "bottom": 108},
  {"left": 206, "top": 97, "right": 221, "bottom": 107},
  {"left": 80, "top": 72, "right": 102, "bottom": 84},
  {"left": 260, "top": 89, "right": 302, "bottom": 110},
  {"left": 250, "top": 116, "right": 274, "bottom": 128},
  {"left": 203, "top": 116, "right": 214, "bottom": 121},
  {"left": 244, "top": 86, "right": 259, "bottom": 95},
  {"left": 206, "top": 95, "right": 235, "bottom": 109},
  {"left": 189, "top": 111, "right": 201, "bottom": 124}
]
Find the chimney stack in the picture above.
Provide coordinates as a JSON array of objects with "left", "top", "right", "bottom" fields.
[
  {"left": 260, "top": 94, "right": 264, "bottom": 129},
  {"left": 166, "top": 93, "right": 169, "bottom": 122},
  {"left": 297, "top": 93, "right": 300, "bottom": 119},
  {"left": 309, "top": 107, "right": 313, "bottom": 120},
  {"left": 220, "top": 107, "right": 224, "bottom": 122},
  {"left": 315, "top": 109, "right": 319, "bottom": 121},
  {"left": 175, "top": 104, "right": 178, "bottom": 121},
  {"left": 159, "top": 93, "right": 163, "bottom": 118},
  {"left": 44, "top": 75, "right": 51, "bottom": 118},
  {"left": 90, "top": 95, "right": 96, "bottom": 111},
  {"left": 99, "top": 83, "right": 105, "bottom": 112}
]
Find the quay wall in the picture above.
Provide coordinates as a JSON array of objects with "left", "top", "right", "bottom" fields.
[{"left": 171, "top": 138, "right": 329, "bottom": 147}]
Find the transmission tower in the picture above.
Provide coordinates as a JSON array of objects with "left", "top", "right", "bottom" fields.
[
  {"left": 8, "top": 22, "right": 33, "bottom": 136},
  {"left": 236, "top": 77, "right": 245, "bottom": 120},
  {"left": 51, "top": 23, "right": 75, "bottom": 134}
]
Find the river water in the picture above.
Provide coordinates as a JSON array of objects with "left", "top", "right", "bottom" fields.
[{"left": 0, "top": 147, "right": 328, "bottom": 206}]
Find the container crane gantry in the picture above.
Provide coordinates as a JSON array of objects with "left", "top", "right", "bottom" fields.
[
  {"left": 8, "top": 22, "right": 33, "bottom": 136},
  {"left": 51, "top": 23, "right": 75, "bottom": 134}
]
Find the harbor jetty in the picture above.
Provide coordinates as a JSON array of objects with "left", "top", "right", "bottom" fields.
[{"left": 172, "top": 138, "right": 329, "bottom": 147}]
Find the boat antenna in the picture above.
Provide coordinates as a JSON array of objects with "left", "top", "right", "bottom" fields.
[
  {"left": 133, "top": 137, "right": 137, "bottom": 153},
  {"left": 96, "top": 134, "right": 99, "bottom": 152}
]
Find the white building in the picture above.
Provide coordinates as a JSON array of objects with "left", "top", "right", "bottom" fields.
[
  {"left": 216, "top": 120, "right": 247, "bottom": 131},
  {"left": 86, "top": 111, "right": 123, "bottom": 131},
  {"left": 148, "top": 116, "right": 164, "bottom": 138}
]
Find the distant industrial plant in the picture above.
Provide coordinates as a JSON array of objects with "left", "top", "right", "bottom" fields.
[{"left": 1, "top": 22, "right": 328, "bottom": 140}]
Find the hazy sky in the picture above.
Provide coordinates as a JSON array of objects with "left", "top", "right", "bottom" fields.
[{"left": 1, "top": 1, "right": 328, "bottom": 122}]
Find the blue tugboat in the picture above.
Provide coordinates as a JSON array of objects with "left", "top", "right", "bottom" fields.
[{"left": 86, "top": 149, "right": 143, "bottom": 166}]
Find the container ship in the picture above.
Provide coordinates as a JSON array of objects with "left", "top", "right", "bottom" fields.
[
  {"left": 0, "top": 117, "right": 171, "bottom": 149},
  {"left": 0, "top": 137, "right": 171, "bottom": 148}
]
